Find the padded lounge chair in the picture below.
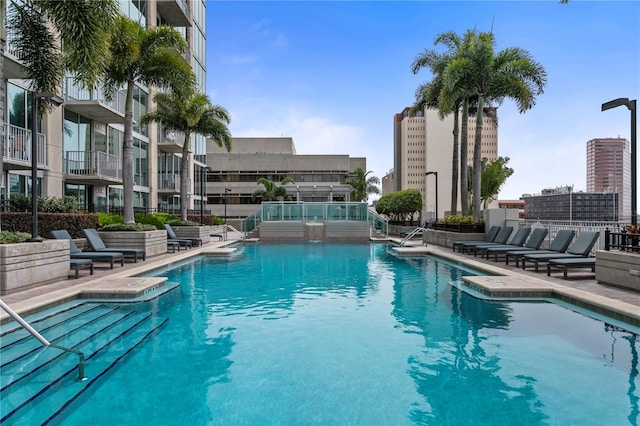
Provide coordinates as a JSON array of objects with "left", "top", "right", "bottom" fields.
[
  {"left": 504, "top": 230, "right": 575, "bottom": 267},
  {"left": 547, "top": 257, "right": 596, "bottom": 279},
  {"left": 459, "top": 226, "right": 513, "bottom": 254},
  {"left": 163, "top": 224, "right": 193, "bottom": 249},
  {"left": 484, "top": 228, "right": 548, "bottom": 261},
  {"left": 452, "top": 226, "right": 501, "bottom": 253},
  {"left": 472, "top": 227, "right": 530, "bottom": 257},
  {"left": 83, "top": 229, "right": 146, "bottom": 262},
  {"left": 69, "top": 258, "right": 93, "bottom": 279},
  {"left": 51, "top": 230, "right": 124, "bottom": 269},
  {"left": 521, "top": 231, "right": 600, "bottom": 272}
]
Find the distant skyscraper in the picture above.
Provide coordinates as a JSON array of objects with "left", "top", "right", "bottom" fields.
[
  {"left": 586, "top": 137, "right": 630, "bottom": 222},
  {"left": 392, "top": 107, "right": 498, "bottom": 218}
]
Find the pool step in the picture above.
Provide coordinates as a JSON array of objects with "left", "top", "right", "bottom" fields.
[{"left": 0, "top": 304, "right": 168, "bottom": 425}]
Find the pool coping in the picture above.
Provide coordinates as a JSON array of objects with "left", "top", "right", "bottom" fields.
[{"left": 2, "top": 240, "right": 639, "bottom": 330}]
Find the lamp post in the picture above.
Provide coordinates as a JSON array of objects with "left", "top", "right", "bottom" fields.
[
  {"left": 602, "top": 97, "right": 637, "bottom": 225},
  {"left": 425, "top": 171, "right": 438, "bottom": 224},
  {"left": 224, "top": 188, "right": 231, "bottom": 223},
  {"left": 28, "top": 91, "right": 64, "bottom": 242}
]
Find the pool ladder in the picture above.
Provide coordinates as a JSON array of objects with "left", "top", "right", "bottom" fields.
[
  {"left": 400, "top": 227, "right": 426, "bottom": 246},
  {"left": 0, "top": 299, "right": 87, "bottom": 381}
]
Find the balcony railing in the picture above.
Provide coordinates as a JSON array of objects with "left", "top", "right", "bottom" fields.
[
  {"left": 2, "top": 123, "right": 46, "bottom": 166},
  {"left": 64, "top": 151, "right": 122, "bottom": 180},
  {"left": 63, "top": 76, "right": 126, "bottom": 114},
  {"left": 158, "top": 174, "right": 181, "bottom": 191}
]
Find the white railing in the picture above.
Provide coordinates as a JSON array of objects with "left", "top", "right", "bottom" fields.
[
  {"left": 158, "top": 174, "right": 180, "bottom": 191},
  {"left": 2, "top": 123, "right": 46, "bottom": 165},
  {"left": 522, "top": 219, "right": 622, "bottom": 253},
  {"left": 63, "top": 76, "right": 126, "bottom": 113}
]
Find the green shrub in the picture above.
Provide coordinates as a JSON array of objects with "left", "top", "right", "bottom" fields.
[
  {"left": 9, "top": 195, "right": 79, "bottom": 213},
  {"left": 213, "top": 216, "right": 225, "bottom": 225},
  {"left": 98, "top": 223, "right": 156, "bottom": 232},
  {"left": 443, "top": 214, "right": 475, "bottom": 224},
  {"left": 135, "top": 212, "right": 177, "bottom": 229},
  {"left": 375, "top": 189, "right": 423, "bottom": 225},
  {"left": 0, "top": 212, "right": 98, "bottom": 238},
  {"left": 0, "top": 231, "right": 31, "bottom": 244},
  {"left": 97, "top": 212, "right": 124, "bottom": 226},
  {"left": 9, "top": 195, "right": 30, "bottom": 212}
]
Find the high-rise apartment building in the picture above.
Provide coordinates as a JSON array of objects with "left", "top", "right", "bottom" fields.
[
  {"left": 1, "top": 0, "right": 207, "bottom": 215},
  {"left": 586, "top": 137, "right": 630, "bottom": 222},
  {"left": 390, "top": 107, "right": 498, "bottom": 219}
]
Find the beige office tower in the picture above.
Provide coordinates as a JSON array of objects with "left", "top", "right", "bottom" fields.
[
  {"left": 586, "top": 137, "right": 631, "bottom": 222},
  {"left": 392, "top": 107, "right": 498, "bottom": 220},
  {"left": 2, "top": 1, "right": 207, "bottom": 214}
]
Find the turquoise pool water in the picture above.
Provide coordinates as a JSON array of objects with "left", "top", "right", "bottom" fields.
[{"left": 54, "top": 243, "right": 639, "bottom": 425}]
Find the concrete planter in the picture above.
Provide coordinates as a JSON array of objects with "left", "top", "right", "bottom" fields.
[
  {"left": 172, "top": 226, "right": 211, "bottom": 245},
  {"left": 0, "top": 240, "right": 70, "bottom": 295},
  {"left": 596, "top": 250, "right": 640, "bottom": 292},
  {"left": 425, "top": 229, "right": 485, "bottom": 249},
  {"left": 98, "top": 230, "right": 167, "bottom": 258}
]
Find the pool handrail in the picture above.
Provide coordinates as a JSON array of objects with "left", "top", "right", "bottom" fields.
[{"left": 0, "top": 299, "right": 87, "bottom": 381}]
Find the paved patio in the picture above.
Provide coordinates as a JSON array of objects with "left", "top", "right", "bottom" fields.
[{"left": 2, "top": 237, "right": 639, "bottom": 329}]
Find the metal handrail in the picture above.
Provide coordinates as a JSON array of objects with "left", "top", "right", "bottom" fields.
[
  {"left": 400, "top": 227, "right": 427, "bottom": 246},
  {"left": 0, "top": 299, "right": 86, "bottom": 381}
]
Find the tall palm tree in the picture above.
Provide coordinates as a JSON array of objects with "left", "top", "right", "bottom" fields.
[
  {"left": 141, "top": 91, "right": 232, "bottom": 221},
  {"left": 102, "top": 15, "right": 195, "bottom": 223},
  {"left": 2, "top": 0, "right": 117, "bottom": 202},
  {"left": 440, "top": 30, "right": 547, "bottom": 222},
  {"left": 346, "top": 167, "right": 380, "bottom": 202},
  {"left": 252, "top": 177, "right": 295, "bottom": 202}
]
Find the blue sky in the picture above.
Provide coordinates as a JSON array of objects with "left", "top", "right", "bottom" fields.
[{"left": 206, "top": 1, "right": 640, "bottom": 200}]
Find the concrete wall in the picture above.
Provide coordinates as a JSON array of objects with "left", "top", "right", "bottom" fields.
[
  {"left": 259, "top": 221, "right": 371, "bottom": 242},
  {"left": 596, "top": 250, "right": 640, "bottom": 291},
  {"left": 98, "top": 230, "right": 167, "bottom": 258}
]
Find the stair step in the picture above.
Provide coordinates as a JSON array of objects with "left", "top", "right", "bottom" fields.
[{"left": 0, "top": 309, "right": 162, "bottom": 423}]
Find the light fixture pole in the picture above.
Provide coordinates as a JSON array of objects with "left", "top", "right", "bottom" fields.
[
  {"left": 28, "top": 91, "right": 63, "bottom": 242},
  {"left": 224, "top": 188, "right": 231, "bottom": 223},
  {"left": 602, "top": 98, "right": 637, "bottom": 225},
  {"left": 425, "top": 171, "right": 438, "bottom": 224}
]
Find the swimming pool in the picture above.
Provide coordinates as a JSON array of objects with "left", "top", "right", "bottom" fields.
[{"left": 4, "top": 243, "right": 640, "bottom": 425}]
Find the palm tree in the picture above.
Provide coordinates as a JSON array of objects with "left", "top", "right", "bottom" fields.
[
  {"left": 2, "top": 0, "right": 118, "bottom": 203},
  {"left": 252, "top": 177, "right": 295, "bottom": 202},
  {"left": 102, "top": 16, "right": 195, "bottom": 223},
  {"left": 141, "top": 91, "right": 232, "bottom": 221},
  {"left": 440, "top": 30, "right": 547, "bottom": 222},
  {"left": 346, "top": 167, "right": 380, "bottom": 202}
]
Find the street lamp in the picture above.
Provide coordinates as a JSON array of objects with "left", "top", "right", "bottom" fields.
[
  {"left": 425, "top": 171, "right": 438, "bottom": 224},
  {"left": 602, "top": 97, "right": 637, "bottom": 225},
  {"left": 28, "top": 91, "right": 64, "bottom": 242},
  {"left": 224, "top": 188, "right": 231, "bottom": 223}
]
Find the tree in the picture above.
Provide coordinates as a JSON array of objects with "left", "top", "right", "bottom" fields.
[
  {"left": 346, "top": 167, "right": 380, "bottom": 202},
  {"left": 467, "top": 157, "right": 514, "bottom": 209},
  {"left": 375, "top": 190, "right": 423, "bottom": 225},
  {"left": 2, "top": 0, "right": 118, "bottom": 205},
  {"left": 102, "top": 16, "right": 195, "bottom": 223},
  {"left": 252, "top": 177, "right": 295, "bottom": 202},
  {"left": 141, "top": 91, "right": 232, "bottom": 221},
  {"left": 439, "top": 30, "right": 547, "bottom": 222}
]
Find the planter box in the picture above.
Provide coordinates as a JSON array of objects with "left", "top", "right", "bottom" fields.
[
  {"left": 98, "top": 230, "right": 167, "bottom": 258},
  {"left": 596, "top": 250, "right": 640, "bottom": 292},
  {"left": 171, "top": 226, "right": 211, "bottom": 245},
  {"left": 425, "top": 229, "right": 485, "bottom": 249},
  {"left": 0, "top": 240, "right": 70, "bottom": 295}
]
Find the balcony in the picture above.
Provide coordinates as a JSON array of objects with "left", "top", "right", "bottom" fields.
[
  {"left": 158, "top": 129, "right": 185, "bottom": 153},
  {"left": 2, "top": 124, "right": 46, "bottom": 170},
  {"left": 4, "top": 29, "right": 28, "bottom": 79},
  {"left": 64, "top": 151, "right": 122, "bottom": 185},
  {"left": 156, "top": 0, "right": 191, "bottom": 27},
  {"left": 63, "top": 77, "right": 126, "bottom": 124},
  {"left": 158, "top": 174, "right": 181, "bottom": 194}
]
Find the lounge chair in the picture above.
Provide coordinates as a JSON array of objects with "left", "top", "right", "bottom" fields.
[
  {"left": 505, "top": 229, "right": 575, "bottom": 267},
  {"left": 521, "top": 231, "right": 600, "bottom": 272},
  {"left": 547, "top": 257, "right": 596, "bottom": 279},
  {"left": 472, "top": 227, "right": 530, "bottom": 257},
  {"left": 51, "top": 230, "right": 125, "bottom": 269},
  {"left": 459, "top": 226, "right": 513, "bottom": 254},
  {"left": 69, "top": 258, "right": 93, "bottom": 279},
  {"left": 484, "top": 228, "right": 548, "bottom": 261},
  {"left": 163, "top": 224, "right": 193, "bottom": 249},
  {"left": 452, "top": 226, "right": 501, "bottom": 253},
  {"left": 83, "top": 228, "right": 146, "bottom": 262}
]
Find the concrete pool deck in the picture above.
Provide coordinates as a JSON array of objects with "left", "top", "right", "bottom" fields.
[{"left": 2, "top": 238, "right": 639, "bottom": 329}]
